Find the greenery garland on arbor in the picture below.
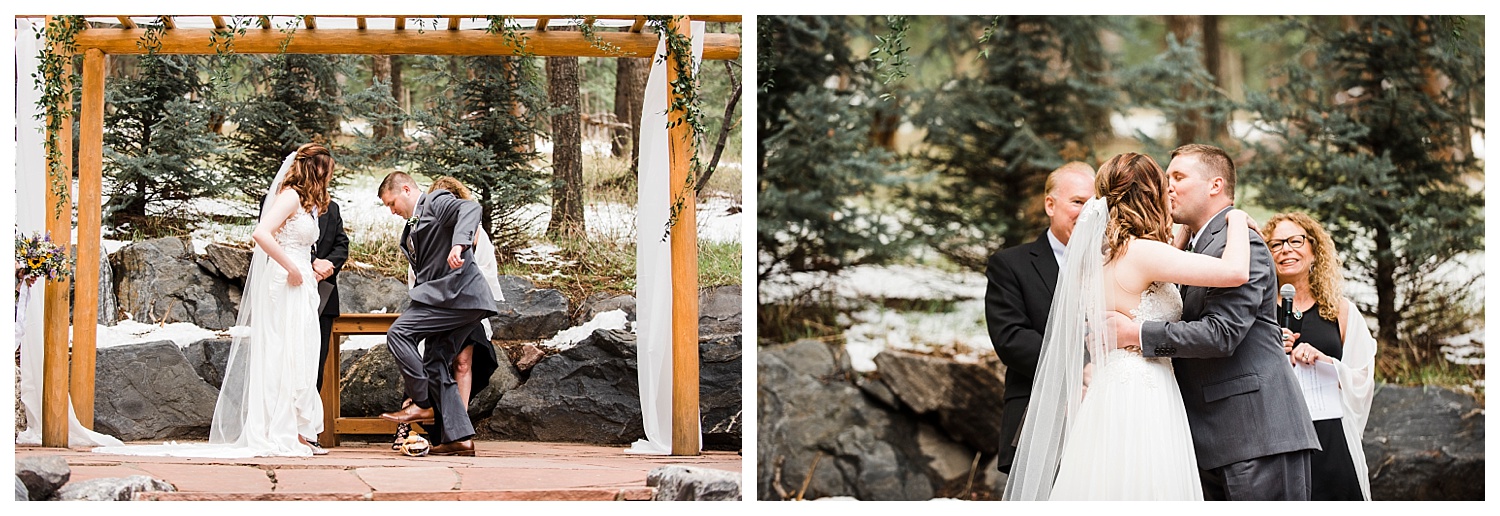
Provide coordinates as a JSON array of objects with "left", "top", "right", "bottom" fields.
[
  {"left": 647, "top": 15, "right": 707, "bottom": 241},
  {"left": 33, "top": 15, "right": 87, "bottom": 213},
  {"left": 35, "top": 15, "right": 715, "bottom": 241}
]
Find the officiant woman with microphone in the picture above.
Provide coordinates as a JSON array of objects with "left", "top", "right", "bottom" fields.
[{"left": 1263, "top": 212, "right": 1379, "bottom": 501}]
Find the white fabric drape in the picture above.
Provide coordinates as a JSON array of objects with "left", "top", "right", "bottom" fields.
[
  {"left": 14, "top": 17, "right": 124, "bottom": 448},
  {"left": 1335, "top": 299, "right": 1379, "bottom": 500},
  {"left": 629, "top": 20, "right": 706, "bottom": 456}
]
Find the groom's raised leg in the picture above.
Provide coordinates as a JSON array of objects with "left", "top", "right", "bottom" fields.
[
  {"left": 385, "top": 303, "right": 491, "bottom": 411},
  {"left": 422, "top": 325, "right": 479, "bottom": 445}
]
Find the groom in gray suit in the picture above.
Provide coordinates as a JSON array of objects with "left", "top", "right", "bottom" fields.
[
  {"left": 1111, "top": 144, "right": 1320, "bottom": 500},
  {"left": 376, "top": 171, "right": 498, "bottom": 456}
]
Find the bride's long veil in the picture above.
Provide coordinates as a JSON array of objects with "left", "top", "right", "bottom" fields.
[
  {"left": 1003, "top": 197, "right": 1114, "bottom": 500},
  {"left": 209, "top": 153, "right": 297, "bottom": 445}
]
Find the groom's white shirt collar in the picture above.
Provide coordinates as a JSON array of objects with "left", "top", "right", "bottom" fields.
[
  {"left": 1046, "top": 229, "right": 1066, "bottom": 268},
  {"left": 1190, "top": 205, "right": 1235, "bottom": 250}
]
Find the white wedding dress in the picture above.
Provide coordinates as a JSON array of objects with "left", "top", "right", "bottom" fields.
[
  {"left": 1004, "top": 198, "right": 1202, "bottom": 501},
  {"left": 94, "top": 155, "right": 323, "bottom": 458},
  {"left": 1047, "top": 282, "right": 1203, "bottom": 500}
]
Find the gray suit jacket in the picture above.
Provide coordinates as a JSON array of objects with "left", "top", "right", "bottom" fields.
[
  {"left": 400, "top": 189, "right": 499, "bottom": 315},
  {"left": 1140, "top": 208, "right": 1320, "bottom": 470}
]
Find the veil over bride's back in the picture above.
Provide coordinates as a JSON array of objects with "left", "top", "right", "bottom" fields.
[{"left": 1002, "top": 197, "right": 1115, "bottom": 500}]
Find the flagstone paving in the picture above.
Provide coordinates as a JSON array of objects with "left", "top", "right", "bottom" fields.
[{"left": 16, "top": 440, "right": 741, "bottom": 501}]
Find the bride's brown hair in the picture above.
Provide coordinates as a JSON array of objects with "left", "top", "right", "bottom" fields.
[
  {"left": 1096, "top": 152, "right": 1174, "bottom": 264},
  {"left": 281, "top": 143, "right": 334, "bottom": 215}
]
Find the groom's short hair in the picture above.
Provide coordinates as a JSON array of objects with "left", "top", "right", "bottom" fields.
[
  {"left": 1171, "top": 144, "right": 1236, "bottom": 200},
  {"left": 379, "top": 171, "right": 418, "bottom": 196}
]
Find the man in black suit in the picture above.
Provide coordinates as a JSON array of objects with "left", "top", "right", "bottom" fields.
[
  {"left": 985, "top": 161, "right": 1095, "bottom": 475},
  {"left": 312, "top": 199, "right": 350, "bottom": 393}
]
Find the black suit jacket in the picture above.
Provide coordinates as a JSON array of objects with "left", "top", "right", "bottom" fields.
[
  {"left": 313, "top": 200, "right": 350, "bottom": 317},
  {"left": 984, "top": 233, "right": 1060, "bottom": 473}
]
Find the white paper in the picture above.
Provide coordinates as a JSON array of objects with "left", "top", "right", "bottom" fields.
[{"left": 1291, "top": 358, "right": 1343, "bottom": 421}]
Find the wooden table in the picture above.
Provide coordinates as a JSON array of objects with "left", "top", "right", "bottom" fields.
[{"left": 317, "top": 313, "right": 425, "bottom": 446}]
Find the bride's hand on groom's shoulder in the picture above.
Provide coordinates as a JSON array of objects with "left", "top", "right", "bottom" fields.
[{"left": 1229, "top": 209, "right": 1260, "bottom": 232}]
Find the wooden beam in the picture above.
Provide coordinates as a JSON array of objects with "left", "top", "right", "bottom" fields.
[
  {"left": 72, "top": 48, "right": 107, "bottom": 431},
  {"left": 160, "top": 16, "right": 174, "bottom": 29},
  {"left": 74, "top": 28, "right": 742, "bottom": 59},
  {"left": 259, "top": 16, "right": 271, "bottom": 29},
  {"left": 665, "top": 15, "right": 701, "bottom": 457},
  {"left": 535, "top": 17, "right": 550, "bottom": 32},
  {"left": 630, "top": 17, "right": 646, "bottom": 33},
  {"left": 211, "top": 16, "right": 226, "bottom": 29},
  {"left": 116, "top": 17, "right": 136, "bottom": 29},
  {"left": 41, "top": 16, "right": 73, "bottom": 448},
  {"left": 305, "top": 16, "right": 316, "bottom": 30},
  {"left": 447, "top": 16, "right": 461, "bottom": 30},
  {"left": 356, "top": 17, "right": 367, "bottom": 30},
  {"left": 395, "top": 17, "right": 405, "bottom": 30}
]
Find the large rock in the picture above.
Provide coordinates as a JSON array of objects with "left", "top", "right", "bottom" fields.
[
  {"left": 338, "top": 269, "right": 409, "bottom": 314},
  {"left": 1363, "top": 384, "right": 1485, "bottom": 500},
  {"left": 93, "top": 340, "right": 220, "bottom": 441},
  {"left": 488, "top": 329, "right": 644, "bottom": 443},
  {"left": 491, "top": 275, "right": 570, "bottom": 340},
  {"left": 871, "top": 350, "right": 1005, "bottom": 455},
  {"left": 701, "top": 334, "right": 743, "bottom": 450},
  {"left": 338, "top": 344, "right": 407, "bottom": 417},
  {"left": 576, "top": 292, "right": 637, "bottom": 325},
  {"left": 55, "top": 475, "right": 175, "bottom": 501},
  {"left": 201, "top": 243, "right": 253, "bottom": 283},
  {"left": 758, "top": 340, "right": 999, "bottom": 501},
  {"left": 699, "top": 285, "right": 741, "bottom": 337},
  {"left": 648, "top": 466, "right": 742, "bottom": 501},
  {"left": 64, "top": 244, "right": 118, "bottom": 325},
  {"left": 487, "top": 329, "right": 743, "bottom": 448},
  {"left": 15, "top": 455, "right": 69, "bottom": 501},
  {"left": 182, "top": 338, "right": 234, "bottom": 390},
  {"left": 111, "top": 237, "right": 239, "bottom": 329}
]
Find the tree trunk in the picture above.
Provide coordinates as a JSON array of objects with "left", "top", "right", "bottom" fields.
[
  {"left": 371, "top": 55, "right": 392, "bottom": 143},
  {"left": 391, "top": 55, "right": 405, "bottom": 137},
  {"left": 1167, "top": 15, "right": 1204, "bottom": 146},
  {"left": 546, "top": 55, "right": 585, "bottom": 238},
  {"left": 613, "top": 57, "right": 649, "bottom": 168},
  {"left": 1202, "top": 15, "right": 1224, "bottom": 141},
  {"left": 1373, "top": 224, "right": 1398, "bottom": 346}
]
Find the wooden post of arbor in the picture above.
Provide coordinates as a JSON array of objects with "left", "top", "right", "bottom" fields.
[
  {"left": 665, "top": 15, "right": 701, "bottom": 456},
  {"left": 41, "top": 16, "right": 74, "bottom": 447},
  {"left": 72, "top": 48, "right": 107, "bottom": 429}
]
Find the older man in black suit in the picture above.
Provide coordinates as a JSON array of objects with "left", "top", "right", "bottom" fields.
[{"left": 985, "top": 161, "right": 1095, "bottom": 476}]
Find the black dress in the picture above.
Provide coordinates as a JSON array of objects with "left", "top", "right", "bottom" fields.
[{"left": 1289, "top": 302, "right": 1364, "bottom": 501}]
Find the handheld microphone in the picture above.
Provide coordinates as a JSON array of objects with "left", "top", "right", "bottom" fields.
[{"left": 1279, "top": 284, "right": 1296, "bottom": 354}]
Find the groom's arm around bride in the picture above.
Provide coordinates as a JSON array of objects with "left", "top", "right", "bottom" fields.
[{"left": 1112, "top": 144, "right": 1320, "bottom": 501}]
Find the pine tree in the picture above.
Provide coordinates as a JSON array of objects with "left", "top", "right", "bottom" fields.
[
  {"left": 407, "top": 55, "right": 549, "bottom": 253},
  {"left": 222, "top": 54, "right": 345, "bottom": 200},
  {"left": 102, "top": 54, "right": 227, "bottom": 231},
  {"left": 758, "top": 15, "right": 912, "bottom": 281},
  {"left": 907, "top": 16, "right": 1119, "bottom": 271},
  {"left": 1242, "top": 16, "right": 1484, "bottom": 350}
]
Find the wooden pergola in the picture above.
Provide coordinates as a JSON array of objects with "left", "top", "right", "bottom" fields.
[{"left": 26, "top": 14, "right": 740, "bottom": 456}]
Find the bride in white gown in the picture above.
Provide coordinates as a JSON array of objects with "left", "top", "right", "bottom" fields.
[
  {"left": 1004, "top": 152, "right": 1253, "bottom": 500},
  {"left": 94, "top": 144, "right": 335, "bottom": 458}
]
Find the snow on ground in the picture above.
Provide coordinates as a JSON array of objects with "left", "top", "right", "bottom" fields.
[
  {"left": 538, "top": 309, "right": 630, "bottom": 351},
  {"left": 87, "top": 319, "right": 223, "bottom": 349}
]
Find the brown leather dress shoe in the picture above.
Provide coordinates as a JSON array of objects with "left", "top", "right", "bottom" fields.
[
  {"left": 429, "top": 440, "right": 475, "bottom": 457},
  {"left": 380, "top": 404, "right": 435, "bottom": 424}
]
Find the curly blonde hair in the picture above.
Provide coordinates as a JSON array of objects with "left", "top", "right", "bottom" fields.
[
  {"left": 428, "top": 176, "right": 473, "bottom": 200},
  {"left": 1095, "top": 152, "right": 1174, "bottom": 264},
  {"left": 1262, "top": 212, "right": 1344, "bottom": 321}
]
